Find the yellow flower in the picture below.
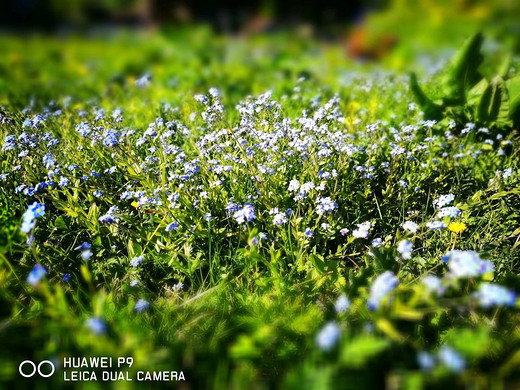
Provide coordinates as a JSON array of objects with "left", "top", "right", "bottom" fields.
[
  {"left": 448, "top": 222, "right": 467, "bottom": 234},
  {"left": 131, "top": 201, "right": 139, "bottom": 208}
]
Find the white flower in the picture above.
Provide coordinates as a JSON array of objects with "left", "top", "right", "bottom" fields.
[
  {"left": 316, "top": 322, "right": 341, "bottom": 351},
  {"left": 397, "top": 240, "right": 413, "bottom": 260},
  {"left": 402, "top": 221, "right": 419, "bottom": 233},
  {"left": 353, "top": 221, "right": 371, "bottom": 239},
  {"left": 334, "top": 295, "right": 350, "bottom": 313}
]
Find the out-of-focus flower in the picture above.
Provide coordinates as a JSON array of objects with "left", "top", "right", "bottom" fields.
[
  {"left": 21, "top": 202, "right": 45, "bottom": 233},
  {"left": 474, "top": 283, "right": 516, "bottom": 308},
  {"left": 166, "top": 222, "right": 179, "bottom": 232},
  {"left": 86, "top": 317, "right": 106, "bottom": 335},
  {"left": 421, "top": 275, "right": 445, "bottom": 295},
  {"left": 134, "top": 299, "right": 150, "bottom": 313},
  {"left": 438, "top": 346, "right": 465, "bottom": 372},
  {"left": 135, "top": 74, "right": 151, "bottom": 88},
  {"left": 417, "top": 351, "right": 436, "bottom": 371},
  {"left": 273, "top": 212, "right": 288, "bottom": 225},
  {"left": 27, "top": 263, "right": 46, "bottom": 286},
  {"left": 397, "top": 240, "right": 413, "bottom": 260},
  {"left": 304, "top": 228, "right": 314, "bottom": 238},
  {"left": 334, "top": 294, "right": 350, "bottom": 313},
  {"left": 371, "top": 238, "right": 382, "bottom": 247},
  {"left": 368, "top": 271, "right": 399, "bottom": 310},
  {"left": 443, "top": 250, "right": 494, "bottom": 278},
  {"left": 316, "top": 322, "right": 341, "bottom": 351}
]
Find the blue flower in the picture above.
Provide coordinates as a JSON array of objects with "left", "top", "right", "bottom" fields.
[
  {"left": 165, "top": 222, "right": 179, "bottom": 232},
  {"left": 21, "top": 202, "right": 45, "bottom": 233},
  {"left": 135, "top": 74, "right": 151, "bottom": 88},
  {"left": 316, "top": 196, "right": 337, "bottom": 215},
  {"left": 438, "top": 346, "right": 465, "bottom": 373},
  {"left": 21, "top": 219, "right": 36, "bottom": 234},
  {"left": 443, "top": 250, "right": 494, "bottom": 278},
  {"left": 102, "top": 129, "right": 120, "bottom": 147},
  {"left": 304, "top": 228, "right": 314, "bottom": 238},
  {"left": 62, "top": 273, "right": 71, "bottom": 282},
  {"left": 371, "top": 238, "right": 382, "bottom": 247},
  {"left": 402, "top": 221, "right": 419, "bottom": 233},
  {"left": 421, "top": 275, "right": 445, "bottom": 295},
  {"left": 43, "top": 153, "right": 55, "bottom": 169},
  {"left": 233, "top": 203, "right": 256, "bottom": 224},
  {"left": 426, "top": 220, "right": 446, "bottom": 230},
  {"left": 27, "top": 263, "right": 47, "bottom": 286},
  {"left": 58, "top": 176, "right": 70, "bottom": 187},
  {"left": 434, "top": 194, "right": 455, "bottom": 209},
  {"left": 74, "top": 242, "right": 91, "bottom": 250},
  {"left": 397, "top": 240, "right": 413, "bottom": 260},
  {"left": 353, "top": 221, "right": 371, "bottom": 239},
  {"left": 134, "top": 299, "right": 150, "bottom": 313},
  {"left": 81, "top": 249, "right": 93, "bottom": 260},
  {"left": 437, "top": 206, "right": 461, "bottom": 218},
  {"left": 86, "top": 317, "right": 107, "bottom": 335},
  {"left": 474, "top": 283, "right": 516, "bottom": 308},
  {"left": 417, "top": 351, "right": 436, "bottom": 371},
  {"left": 368, "top": 271, "right": 399, "bottom": 310},
  {"left": 130, "top": 256, "right": 144, "bottom": 267},
  {"left": 316, "top": 322, "right": 341, "bottom": 351},
  {"left": 27, "top": 202, "right": 45, "bottom": 218},
  {"left": 273, "top": 212, "right": 288, "bottom": 225},
  {"left": 334, "top": 295, "right": 350, "bottom": 313}
]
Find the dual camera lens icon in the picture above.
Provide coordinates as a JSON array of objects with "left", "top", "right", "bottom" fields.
[{"left": 18, "top": 360, "right": 55, "bottom": 378}]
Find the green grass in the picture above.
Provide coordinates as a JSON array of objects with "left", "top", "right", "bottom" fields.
[{"left": 0, "top": 27, "right": 520, "bottom": 389}]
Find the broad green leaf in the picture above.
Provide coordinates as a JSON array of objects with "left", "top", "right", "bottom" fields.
[
  {"left": 441, "top": 32, "right": 484, "bottom": 104},
  {"left": 54, "top": 215, "right": 68, "bottom": 230},
  {"left": 467, "top": 78, "right": 488, "bottom": 110},
  {"left": 507, "top": 75, "right": 520, "bottom": 125},
  {"left": 341, "top": 335, "right": 390, "bottom": 368},
  {"left": 409, "top": 73, "right": 443, "bottom": 120},
  {"left": 477, "top": 76, "right": 511, "bottom": 127}
]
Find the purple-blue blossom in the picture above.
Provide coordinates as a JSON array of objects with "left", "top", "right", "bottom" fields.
[
  {"left": 27, "top": 263, "right": 47, "bottom": 286},
  {"left": 315, "top": 322, "right": 341, "bottom": 351},
  {"left": 368, "top": 271, "right": 399, "bottom": 310}
]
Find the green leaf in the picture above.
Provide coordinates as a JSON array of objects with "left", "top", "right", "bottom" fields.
[
  {"left": 127, "top": 239, "right": 142, "bottom": 259},
  {"left": 308, "top": 254, "right": 326, "bottom": 274},
  {"left": 54, "top": 215, "right": 68, "bottom": 230},
  {"left": 477, "top": 76, "right": 511, "bottom": 127},
  {"left": 442, "top": 327, "right": 497, "bottom": 361},
  {"left": 409, "top": 73, "right": 443, "bottom": 120},
  {"left": 341, "top": 335, "right": 390, "bottom": 368},
  {"left": 441, "top": 32, "right": 484, "bottom": 104},
  {"left": 507, "top": 75, "right": 520, "bottom": 125},
  {"left": 467, "top": 78, "right": 488, "bottom": 110}
]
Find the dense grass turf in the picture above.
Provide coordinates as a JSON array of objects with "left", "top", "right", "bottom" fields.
[{"left": 0, "top": 28, "right": 520, "bottom": 389}]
